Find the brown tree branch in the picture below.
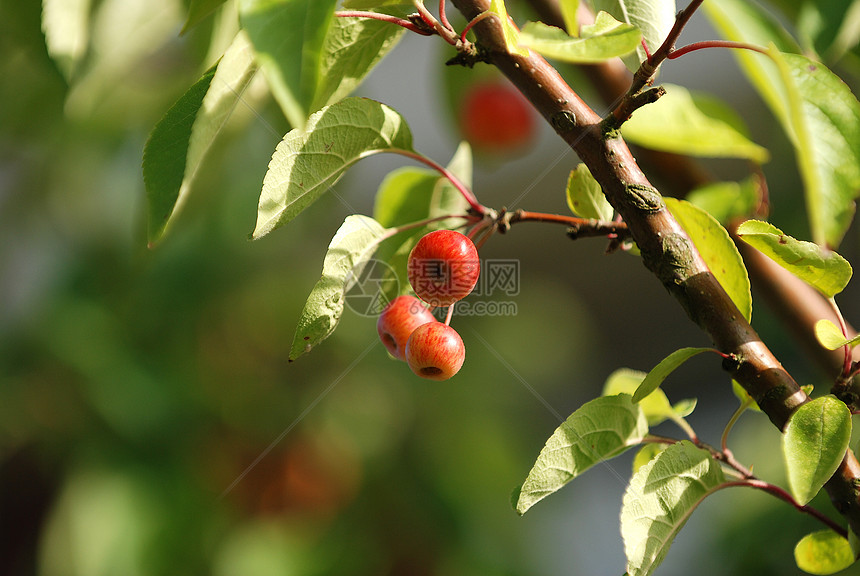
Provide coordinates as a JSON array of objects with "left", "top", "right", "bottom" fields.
[
  {"left": 527, "top": 0, "right": 856, "bottom": 376},
  {"left": 449, "top": 0, "right": 860, "bottom": 533}
]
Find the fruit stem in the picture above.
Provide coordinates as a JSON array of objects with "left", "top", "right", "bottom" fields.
[
  {"left": 335, "top": 10, "right": 435, "bottom": 35},
  {"left": 667, "top": 40, "right": 770, "bottom": 60},
  {"left": 720, "top": 479, "right": 848, "bottom": 538},
  {"left": 389, "top": 213, "right": 479, "bottom": 237},
  {"left": 389, "top": 148, "right": 486, "bottom": 214},
  {"left": 461, "top": 11, "right": 492, "bottom": 44},
  {"left": 505, "top": 210, "right": 631, "bottom": 239},
  {"left": 444, "top": 303, "right": 455, "bottom": 326},
  {"left": 439, "top": 0, "right": 452, "bottom": 31}
]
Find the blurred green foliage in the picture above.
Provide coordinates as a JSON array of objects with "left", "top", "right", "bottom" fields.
[{"left": 4, "top": 1, "right": 860, "bottom": 575}]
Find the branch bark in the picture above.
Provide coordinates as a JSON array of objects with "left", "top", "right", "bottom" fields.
[{"left": 449, "top": 0, "right": 860, "bottom": 533}]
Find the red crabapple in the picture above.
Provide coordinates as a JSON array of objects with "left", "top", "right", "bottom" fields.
[
  {"left": 405, "top": 321, "right": 465, "bottom": 380},
  {"left": 407, "top": 230, "right": 480, "bottom": 307},
  {"left": 459, "top": 81, "right": 535, "bottom": 152},
  {"left": 377, "top": 295, "right": 436, "bottom": 360}
]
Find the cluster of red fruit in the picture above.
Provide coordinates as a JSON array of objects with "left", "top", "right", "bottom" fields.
[{"left": 377, "top": 230, "right": 480, "bottom": 380}]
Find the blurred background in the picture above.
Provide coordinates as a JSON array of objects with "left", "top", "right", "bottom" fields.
[{"left": 3, "top": 1, "right": 860, "bottom": 575}]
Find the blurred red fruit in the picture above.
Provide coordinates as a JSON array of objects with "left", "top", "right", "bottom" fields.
[{"left": 460, "top": 82, "right": 535, "bottom": 151}]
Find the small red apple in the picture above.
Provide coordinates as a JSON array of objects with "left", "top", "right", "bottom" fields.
[
  {"left": 459, "top": 81, "right": 535, "bottom": 152},
  {"left": 405, "top": 321, "right": 465, "bottom": 380},
  {"left": 377, "top": 295, "right": 436, "bottom": 360},
  {"left": 407, "top": 230, "right": 480, "bottom": 307}
]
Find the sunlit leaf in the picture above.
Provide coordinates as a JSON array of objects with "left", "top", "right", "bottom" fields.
[
  {"left": 488, "top": 0, "right": 530, "bottom": 57},
  {"left": 146, "top": 33, "right": 258, "bottom": 246},
  {"left": 290, "top": 215, "right": 388, "bottom": 360},
  {"left": 632, "top": 347, "right": 713, "bottom": 403},
  {"left": 814, "top": 319, "right": 860, "bottom": 350},
  {"left": 767, "top": 47, "right": 860, "bottom": 248},
  {"left": 672, "top": 398, "right": 696, "bottom": 418},
  {"left": 560, "top": 0, "right": 580, "bottom": 34},
  {"left": 64, "top": 0, "right": 182, "bottom": 119},
  {"left": 703, "top": 0, "right": 801, "bottom": 115},
  {"left": 665, "top": 198, "right": 753, "bottom": 321},
  {"left": 240, "top": 0, "right": 338, "bottom": 128},
  {"left": 518, "top": 12, "right": 641, "bottom": 63},
  {"left": 783, "top": 395, "right": 852, "bottom": 505},
  {"left": 566, "top": 163, "right": 614, "bottom": 220},
  {"left": 621, "top": 441, "right": 726, "bottom": 576},
  {"left": 632, "top": 442, "right": 668, "bottom": 474},
  {"left": 310, "top": 10, "right": 407, "bottom": 111},
  {"left": 686, "top": 179, "right": 760, "bottom": 225},
  {"left": 42, "top": 0, "right": 92, "bottom": 80},
  {"left": 253, "top": 97, "right": 413, "bottom": 239},
  {"left": 602, "top": 368, "right": 679, "bottom": 426},
  {"left": 515, "top": 394, "right": 648, "bottom": 515},
  {"left": 621, "top": 84, "right": 770, "bottom": 163},
  {"left": 182, "top": 0, "right": 229, "bottom": 33},
  {"left": 735, "top": 220, "right": 852, "bottom": 298},
  {"left": 704, "top": 1, "right": 860, "bottom": 248},
  {"left": 144, "top": 65, "right": 217, "bottom": 245},
  {"left": 794, "top": 530, "right": 856, "bottom": 575},
  {"left": 732, "top": 380, "right": 761, "bottom": 412},
  {"left": 592, "top": 0, "right": 676, "bottom": 72}
]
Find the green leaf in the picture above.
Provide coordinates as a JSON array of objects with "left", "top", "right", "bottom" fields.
[
  {"left": 143, "top": 33, "right": 257, "bottom": 245},
  {"left": 487, "top": 0, "right": 530, "bottom": 57},
  {"left": 252, "top": 97, "right": 413, "bottom": 239},
  {"left": 239, "top": 0, "right": 338, "bottom": 129},
  {"left": 735, "top": 220, "right": 853, "bottom": 298},
  {"left": 566, "top": 164, "right": 614, "bottom": 220},
  {"left": 621, "top": 84, "right": 770, "bottom": 163},
  {"left": 672, "top": 398, "right": 697, "bottom": 418},
  {"left": 704, "top": 1, "right": 860, "bottom": 248},
  {"left": 310, "top": 10, "right": 407, "bottom": 112},
  {"left": 795, "top": 530, "right": 856, "bottom": 575},
  {"left": 665, "top": 198, "right": 753, "bottom": 321},
  {"left": 686, "top": 179, "right": 760, "bottom": 225},
  {"left": 602, "top": 368, "right": 682, "bottom": 427},
  {"left": 518, "top": 12, "right": 641, "bottom": 63},
  {"left": 783, "top": 395, "right": 852, "bottom": 505},
  {"left": 147, "top": 32, "right": 258, "bottom": 246},
  {"left": 632, "top": 442, "right": 668, "bottom": 474},
  {"left": 621, "top": 441, "right": 726, "bottom": 576},
  {"left": 182, "top": 0, "right": 228, "bottom": 33},
  {"left": 373, "top": 169, "right": 440, "bottom": 229},
  {"left": 767, "top": 47, "right": 860, "bottom": 248},
  {"left": 515, "top": 394, "right": 648, "bottom": 515},
  {"left": 815, "top": 319, "right": 860, "bottom": 350},
  {"left": 560, "top": 0, "right": 580, "bottom": 34},
  {"left": 143, "top": 65, "right": 217, "bottom": 245},
  {"left": 592, "top": 0, "right": 676, "bottom": 72},
  {"left": 732, "top": 380, "right": 762, "bottom": 412},
  {"left": 632, "top": 347, "right": 713, "bottom": 403},
  {"left": 791, "top": 0, "right": 860, "bottom": 63},
  {"left": 42, "top": 0, "right": 92, "bottom": 80},
  {"left": 290, "top": 215, "right": 388, "bottom": 360}
]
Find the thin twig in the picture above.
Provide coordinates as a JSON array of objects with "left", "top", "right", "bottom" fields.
[
  {"left": 722, "top": 479, "right": 848, "bottom": 538},
  {"left": 336, "top": 11, "right": 435, "bottom": 36}
]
